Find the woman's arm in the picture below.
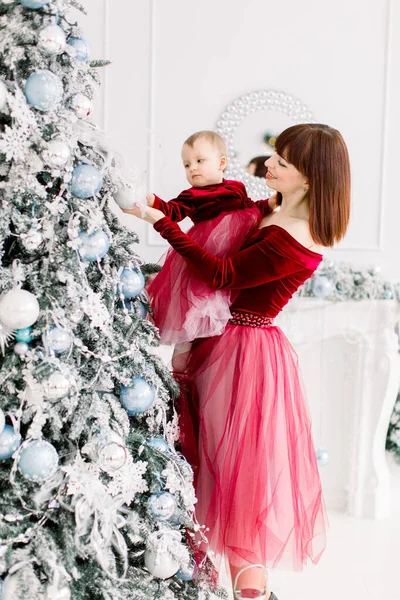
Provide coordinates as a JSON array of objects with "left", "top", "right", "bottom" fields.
[{"left": 152, "top": 216, "right": 302, "bottom": 290}]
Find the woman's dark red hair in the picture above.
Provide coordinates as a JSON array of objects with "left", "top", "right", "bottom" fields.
[{"left": 275, "top": 124, "right": 351, "bottom": 247}]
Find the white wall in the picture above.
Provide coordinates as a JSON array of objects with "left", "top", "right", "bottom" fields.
[{"left": 82, "top": 0, "right": 400, "bottom": 279}]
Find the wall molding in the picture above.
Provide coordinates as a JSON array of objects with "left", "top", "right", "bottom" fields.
[
  {"left": 338, "top": 0, "right": 392, "bottom": 252},
  {"left": 145, "top": 0, "right": 392, "bottom": 252}
]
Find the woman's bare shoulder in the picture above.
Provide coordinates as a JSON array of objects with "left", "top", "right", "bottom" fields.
[{"left": 275, "top": 218, "right": 325, "bottom": 254}]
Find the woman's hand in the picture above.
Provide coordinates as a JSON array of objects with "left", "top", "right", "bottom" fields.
[{"left": 121, "top": 204, "right": 165, "bottom": 225}]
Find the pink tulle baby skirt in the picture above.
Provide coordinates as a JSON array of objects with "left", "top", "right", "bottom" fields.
[
  {"left": 179, "top": 321, "right": 328, "bottom": 574},
  {"left": 148, "top": 207, "right": 260, "bottom": 345}
]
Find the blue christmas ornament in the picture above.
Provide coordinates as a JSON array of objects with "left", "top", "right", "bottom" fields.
[
  {"left": 136, "top": 301, "right": 147, "bottom": 318},
  {"left": 176, "top": 561, "right": 196, "bottom": 581},
  {"left": 71, "top": 164, "right": 103, "bottom": 198},
  {"left": 67, "top": 37, "right": 90, "bottom": 61},
  {"left": 119, "top": 268, "right": 145, "bottom": 300},
  {"left": 316, "top": 448, "right": 329, "bottom": 467},
  {"left": 78, "top": 230, "right": 110, "bottom": 262},
  {"left": 312, "top": 274, "right": 333, "bottom": 300},
  {"left": 24, "top": 70, "right": 63, "bottom": 111},
  {"left": 148, "top": 492, "right": 176, "bottom": 521},
  {"left": 167, "top": 510, "right": 182, "bottom": 527},
  {"left": 44, "top": 326, "right": 72, "bottom": 355},
  {"left": 19, "top": 0, "right": 50, "bottom": 7},
  {"left": 146, "top": 437, "right": 169, "bottom": 452},
  {"left": 383, "top": 289, "right": 394, "bottom": 300},
  {"left": 120, "top": 300, "right": 147, "bottom": 318},
  {"left": 120, "top": 377, "right": 156, "bottom": 415},
  {"left": 18, "top": 440, "right": 59, "bottom": 481},
  {"left": 0, "top": 425, "right": 21, "bottom": 460},
  {"left": 15, "top": 327, "right": 33, "bottom": 343}
]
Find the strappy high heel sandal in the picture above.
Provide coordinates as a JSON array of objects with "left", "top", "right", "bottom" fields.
[{"left": 233, "top": 565, "right": 279, "bottom": 600}]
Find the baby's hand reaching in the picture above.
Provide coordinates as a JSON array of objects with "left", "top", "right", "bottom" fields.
[
  {"left": 121, "top": 204, "right": 165, "bottom": 225},
  {"left": 268, "top": 193, "right": 280, "bottom": 211},
  {"left": 146, "top": 192, "right": 155, "bottom": 207}
]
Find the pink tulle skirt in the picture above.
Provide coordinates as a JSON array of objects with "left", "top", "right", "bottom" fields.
[
  {"left": 180, "top": 321, "right": 327, "bottom": 573},
  {"left": 148, "top": 208, "right": 260, "bottom": 345}
]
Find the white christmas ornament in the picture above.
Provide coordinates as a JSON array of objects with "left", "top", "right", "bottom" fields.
[
  {"left": 43, "top": 139, "right": 71, "bottom": 167},
  {"left": 38, "top": 24, "right": 66, "bottom": 55},
  {"left": 0, "top": 288, "right": 40, "bottom": 330},
  {"left": 144, "top": 547, "right": 179, "bottom": 579},
  {"left": 70, "top": 93, "right": 92, "bottom": 119},
  {"left": 114, "top": 180, "right": 147, "bottom": 210},
  {"left": 43, "top": 372, "right": 71, "bottom": 400},
  {"left": 0, "top": 80, "right": 8, "bottom": 112},
  {"left": 0, "top": 408, "right": 5, "bottom": 435},
  {"left": 14, "top": 342, "right": 29, "bottom": 355}
]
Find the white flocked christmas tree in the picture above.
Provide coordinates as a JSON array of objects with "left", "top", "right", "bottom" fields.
[{"left": 0, "top": 1, "right": 227, "bottom": 598}]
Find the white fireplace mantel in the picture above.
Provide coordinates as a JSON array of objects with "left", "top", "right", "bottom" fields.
[{"left": 276, "top": 297, "right": 400, "bottom": 519}]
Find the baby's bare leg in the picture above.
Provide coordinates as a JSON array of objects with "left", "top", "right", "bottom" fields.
[{"left": 171, "top": 342, "right": 192, "bottom": 373}]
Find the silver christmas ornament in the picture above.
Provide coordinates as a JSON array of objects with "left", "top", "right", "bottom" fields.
[
  {"left": 43, "top": 139, "right": 71, "bottom": 168},
  {"left": 37, "top": 24, "right": 66, "bottom": 55},
  {"left": 0, "top": 288, "right": 40, "bottom": 330},
  {"left": 98, "top": 442, "right": 127, "bottom": 471},
  {"left": 43, "top": 372, "right": 71, "bottom": 400},
  {"left": 70, "top": 93, "right": 92, "bottom": 119},
  {"left": 44, "top": 326, "right": 73, "bottom": 355},
  {"left": 148, "top": 492, "right": 177, "bottom": 521}
]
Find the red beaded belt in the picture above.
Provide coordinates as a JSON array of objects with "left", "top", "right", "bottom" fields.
[{"left": 229, "top": 311, "right": 275, "bottom": 328}]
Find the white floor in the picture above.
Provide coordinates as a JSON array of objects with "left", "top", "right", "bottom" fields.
[{"left": 220, "top": 460, "right": 400, "bottom": 600}]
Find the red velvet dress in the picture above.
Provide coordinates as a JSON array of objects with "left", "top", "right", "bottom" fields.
[
  {"left": 154, "top": 216, "right": 328, "bottom": 575},
  {"left": 148, "top": 180, "right": 270, "bottom": 344}
]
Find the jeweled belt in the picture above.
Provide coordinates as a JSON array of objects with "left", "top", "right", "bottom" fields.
[{"left": 229, "top": 311, "right": 275, "bottom": 328}]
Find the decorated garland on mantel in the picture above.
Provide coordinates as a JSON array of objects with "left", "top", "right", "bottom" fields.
[{"left": 297, "top": 260, "right": 400, "bottom": 302}]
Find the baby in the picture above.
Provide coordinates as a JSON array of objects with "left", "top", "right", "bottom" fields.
[{"left": 145, "top": 130, "right": 275, "bottom": 371}]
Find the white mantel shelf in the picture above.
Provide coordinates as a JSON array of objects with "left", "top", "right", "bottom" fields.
[{"left": 276, "top": 298, "right": 400, "bottom": 519}]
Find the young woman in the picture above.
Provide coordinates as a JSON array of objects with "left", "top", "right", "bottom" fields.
[{"left": 122, "top": 124, "right": 351, "bottom": 600}]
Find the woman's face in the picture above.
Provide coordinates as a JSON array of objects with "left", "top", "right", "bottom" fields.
[{"left": 264, "top": 153, "right": 308, "bottom": 195}]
